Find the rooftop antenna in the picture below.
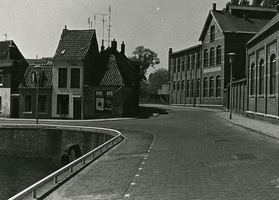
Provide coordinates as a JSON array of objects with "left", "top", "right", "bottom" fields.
[
  {"left": 3, "top": 34, "right": 7, "bottom": 41},
  {"left": 96, "top": 13, "right": 108, "bottom": 45},
  {"left": 107, "top": 6, "right": 112, "bottom": 47}
]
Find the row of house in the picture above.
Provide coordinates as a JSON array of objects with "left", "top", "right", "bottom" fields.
[
  {"left": 169, "top": 3, "right": 279, "bottom": 123},
  {"left": 0, "top": 27, "right": 140, "bottom": 119}
]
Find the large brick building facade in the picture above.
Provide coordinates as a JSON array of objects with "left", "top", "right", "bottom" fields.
[{"left": 169, "top": 4, "right": 278, "bottom": 108}]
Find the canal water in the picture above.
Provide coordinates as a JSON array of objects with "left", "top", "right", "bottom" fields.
[{"left": 0, "top": 154, "right": 60, "bottom": 200}]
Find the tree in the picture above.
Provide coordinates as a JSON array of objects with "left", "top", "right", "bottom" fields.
[
  {"left": 147, "top": 68, "right": 169, "bottom": 95},
  {"left": 252, "top": 0, "right": 279, "bottom": 6},
  {"left": 227, "top": 0, "right": 250, "bottom": 5},
  {"left": 130, "top": 46, "right": 160, "bottom": 81}
]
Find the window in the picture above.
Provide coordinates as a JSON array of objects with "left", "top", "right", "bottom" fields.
[
  {"left": 197, "top": 52, "right": 201, "bottom": 68},
  {"left": 57, "top": 94, "right": 69, "bottom": 114},
  {"left": 209, "top": 76, "right": 214, "bottom": 97},
  {"left": 0, "top": 70, "right": 3, "bottom": 86},
  {"left": 95, "top": 91, "right": 113, "bottom": 111},
  {"left": 259, "top": 60, "right": 264, "bottom": 95},
  {"left": 192, "top": 54, "right": 195, "bottom": 69},
  {"left": 197, "top": 78, "right": 200, "bottom": 98},
  {"left": 173, "top": 59, "right": 176, "bottom": 73},
  {"left": 270, "top": 55, "right": 276, "bottom": 95},
  {"left": 216, "top": 76, "right": 221, "bottom": 97},
  {"left": 173, "top": 82, "right": 176, "bottom": 91},
  {"left": 186, "top": 80, "right": 190, "bottom": 98},
  {"left": 177, "top": 58, "right": 180, "bottom": 72},
  {"left": 210, "top": 25, "right": 215, "bottom": 42},
  {"left": 187, "top": 55, "right": 190, "bottom": 70},
  {"left": 216, "top": 45, "right": 221, "bottom": 64},
  {"left": 182, "top": 57, "right": 185, "bottom": 71},
  {"left": 58, "top": 68, "right": 67, "bottom": 87},
  {"left": 25, "top": 95, "right": 32, "bottom": 112},
  {"left": 71, "top": 68, "right": 80, "bottom": 88},
  {"left": 0, "top": 96, "right": 2, "bottom": 111},
  {"left": 250, "top": 63, "right": 255, "bottom": 96},
  {"left": 210, "top": 47, "right": 215, "bottom": 66},
  {"left": 204, "top": 49, "right": 208, "bottom": 67},
  {"left": 203, "top": 77, "right": 208, "bottom": 97},
  {"left": 38, "top": 95, "right": 47, "bottom": 113},
  {"left": 182, "top": 80, "right": 185, "bottom": 91},
  {"left": 177, "top": 81, "right": 180, "bottom": 91},
  {"left": 191, "top": 79, "right": 194, "bottom": 97}
]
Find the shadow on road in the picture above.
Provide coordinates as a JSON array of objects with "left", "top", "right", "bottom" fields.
[{"left": 136, "top": 106, "right": 169, "bottom": 119}]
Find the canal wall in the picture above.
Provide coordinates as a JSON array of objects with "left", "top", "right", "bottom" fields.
[{"left": 0, "top": 125, "right": 113, "bottom": 160}]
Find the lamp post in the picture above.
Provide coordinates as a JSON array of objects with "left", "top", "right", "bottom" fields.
[
  {"left": 228, "top": 53, "right": 236, "bottom": 119},
  {"left": 34, "top": 65, "right": 41, "bottom": 124}
]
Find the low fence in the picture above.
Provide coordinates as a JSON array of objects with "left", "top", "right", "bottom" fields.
[{"left": 7, "top": 124, "right": 122, "bottom": 200}]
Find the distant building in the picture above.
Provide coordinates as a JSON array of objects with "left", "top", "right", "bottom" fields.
[
  {"left": 169, "top": 4, "right": 278, "bottom": 107},
  {"left": 83, "top": 40, "right": 140, "bottom": 118},
  {"left": 0, "top": 40, "right": 28, "bottom": 117}
]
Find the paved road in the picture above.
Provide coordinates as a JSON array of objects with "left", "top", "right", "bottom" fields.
[{"left": 5, "top": 106, "right": 279, "bottom": 199}]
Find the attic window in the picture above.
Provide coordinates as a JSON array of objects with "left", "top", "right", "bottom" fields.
[
  {"left": 61, "top": 50, "right": 66, "bottom": 55},
  {"left": 81, "top": 47, "right": 85, "bottom": 50}
]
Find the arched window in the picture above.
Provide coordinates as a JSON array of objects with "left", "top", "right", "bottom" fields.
[
  {"left": 182, "top": 57, "right": 185, "bottom": 71},
  {"left": 177, "top": 58, "right": 181, "bottom": 72},
  {"left": 216, "top": 45, "right": 221, "bottom": 64},
  {"left": 270, "top": 54, "right": 276, "bottom": 95},
  {"left": 191, "top": 79, "right": 194, "bottom": 97},
  {"left": 204, "top": 49, "right": 208, "bottom": 67},
  {"left": 203, "top": 77, "right": 208, "bottom": 97},
  {"left": 209, "top": 76, "right": 214, "bottom": 97},
  {"left": 173, "top": 59, "right": 176, "bottom": 73},
  {"left": 197, "top": 78, "right": 200, "bottom": 98},
  {"left": 259, "top": 59, "right": 264, "bottom": 95},
  {"left": 177, "top": 81, "right": 180, "bottom": 91},
  {"left": 210, "top": 47, "right": 214, "bottom": 66},
  {"left": 216, "top": 76, "right": 221, "bottom": 97},
  {"left": 186, "top": 80, "right": 190, "bottom": 98},
  {"left": 192, "top": 54, "right": 196, "bottom": 69},
  {"left": 187, "top": 55, "right": 191, "bottom": 70},
  {"left": 182, "top": 80, "right": 185, "bottom": 91},
  {"left": 173, "top": 82, "right": 176, "bottom": 91},
  {"left": 250, "top": 63, "right": 255, "bottom": 95}
]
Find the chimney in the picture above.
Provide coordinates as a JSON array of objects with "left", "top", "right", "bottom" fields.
[
  {"left": 213, "top": 3, "right": 216, "bottom": 11},
  {"left": 9, "top": 41, "right": 16, "bottom": 60},
  {"left": 64, "top": 25, "right": 67, "bottom": 30},
  {"left": 111, "top": 39, "right": 117, "bottom": 51},
  {"left": 100, "top": 40, "right": 105, "bottom": 51},
  {"left": 121, "top": 41, "right": 125, "bottom": 55}
]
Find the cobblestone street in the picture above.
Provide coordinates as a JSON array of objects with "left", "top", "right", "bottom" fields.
[{"left": 25, "top": 106, "right": 279, "bottom": 199}]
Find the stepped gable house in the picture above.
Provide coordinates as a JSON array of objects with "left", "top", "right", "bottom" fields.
[
  {"left": 0, "top": 40, "right": 28, "bottom": 117},
  {"left": 246, "top": 12, "right": 279, "bottom": 120},
  {"left": 52, "top": 27, "right": 99, "bottom": 119},
  {"left": 19, "top": 63, "right": 53, "bottom": 119},
  {"left": 83, "top": 40, "right": 140, "bottom": 118},
  {"left": 169, "top": 3, "right": 278, "bottom": 107}
]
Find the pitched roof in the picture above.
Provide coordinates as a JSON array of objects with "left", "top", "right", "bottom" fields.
[
  {"left": 19, "top": 63, "right": 52, "bottom": 89},
  {"left": 0, "top": 40, "right": 25, "bottom": 61},
  {"left": 53, "top": 29, "right": 96, "bottom": 60},
  {"left": 88, "top": 46, "right": 137, "bottom": 87},
  {"left": 247, "top": 13, "right": 279, "bottom": 45},
  {"left": 199, "top": 5, "right": 277, "bottom": 41}
]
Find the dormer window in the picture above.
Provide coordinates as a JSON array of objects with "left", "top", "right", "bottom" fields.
[
  {"left": 210, "top": 25, "right": 215, "bottom": 42},
  {"left": 61, "top": 50, "right": 66, "bottom": 55}
]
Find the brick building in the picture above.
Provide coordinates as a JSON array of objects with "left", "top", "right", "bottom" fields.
[
  {"left": 169, "top": 4, "right": 278, "bottom": 107},
  {"left": 83, "top": 40, "right": 140, "bottom": 118},
  {"left": 246, "top": 12, "right": 279, "bottom": 122},
  {"left": 0, "top": 40, "right": 28, "bottom": 117}
]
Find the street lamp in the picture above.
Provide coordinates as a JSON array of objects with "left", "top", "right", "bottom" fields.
[
  {"left": 228, "top": 53, "right": 236, "bottom": 119},
  {"left": 34, "top": 65, "right": 41, "bottom": 124}
]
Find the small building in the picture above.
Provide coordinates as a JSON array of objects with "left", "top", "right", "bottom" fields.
[
  {"left": 246, "top": 12, "right": 279, "bottom": 121},
  {"left": 83, "top": 40, "right": 140, "bottom": 118},
  {"left": 0, "top": 40, "right": 28, "bottom": 117},
  {"left": 19, "top": 63, "right": 53, "bottom": 119},
  {"left": 51, "top": 27, "right": 99, "bottom": 119}
]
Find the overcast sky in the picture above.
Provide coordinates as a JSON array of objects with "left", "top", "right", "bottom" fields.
[{"left": 0, "top": 0, "right": 228, "bottom": 74}]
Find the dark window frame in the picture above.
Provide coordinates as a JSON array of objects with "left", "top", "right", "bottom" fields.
[
  {"left": 58, "top": 68, "right": 67, "bottom": 87},
  {"left": 57, "top": 94, "right": 69, "bottom": 115},
  {"left": 71, "top": 68, "right": 80, "bottom": 88}
]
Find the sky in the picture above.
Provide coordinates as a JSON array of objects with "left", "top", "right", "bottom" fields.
[{"left": 0, "top": 0, "right": 228, "bottom": 75}]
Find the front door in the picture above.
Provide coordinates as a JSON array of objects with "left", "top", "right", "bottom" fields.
[{"left": 73, "top": 97, "right": 81, "bottom": 119}]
